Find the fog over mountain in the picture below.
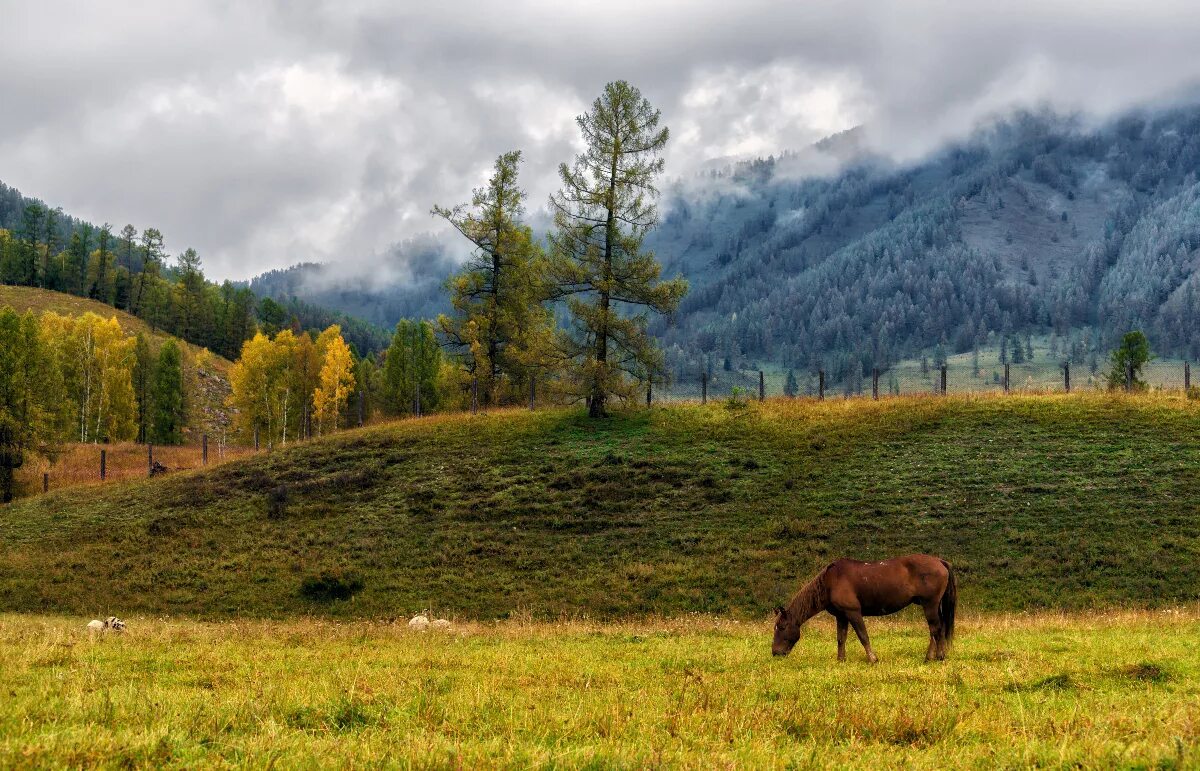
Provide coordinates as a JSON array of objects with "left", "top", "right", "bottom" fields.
[{"left": 5, "top": 1, "right": 1200, "bottom": 281}]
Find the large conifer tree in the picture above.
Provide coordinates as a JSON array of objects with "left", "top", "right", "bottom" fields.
[
  {"left": 549, "top": 81, "right": 687, "bottom": 417},
  {"left": 434, "top": 151, "right": 552, "bottom": 406}
]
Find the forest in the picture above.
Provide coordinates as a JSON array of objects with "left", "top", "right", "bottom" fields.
[{"left": 0, "top": 185, "right": 390, "bottom": 359}]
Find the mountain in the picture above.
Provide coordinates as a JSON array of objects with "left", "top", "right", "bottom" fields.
[
  {"left": 254, "top": 105, "right": 1200, "bottom": 387},
  {"left": 649, "top": 107, "right": 1200, "bottom": 384},
  {"left": 249, "top": 235, "right": 456, "bottom": 331}
]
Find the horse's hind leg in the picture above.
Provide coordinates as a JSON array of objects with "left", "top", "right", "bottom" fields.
[
  {"left": 923, "top": 602, "right": 944, "bottom": 662},
  {"left": 847, "top": 612, "right": 878, "bottom": 664},
  {"left": 836, "top": 616, "right": 848, "bottom": 662}
]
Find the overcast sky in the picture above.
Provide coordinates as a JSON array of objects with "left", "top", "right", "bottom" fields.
[{"left": 4, "top": 1, "right": 1200, "bottom": 282}]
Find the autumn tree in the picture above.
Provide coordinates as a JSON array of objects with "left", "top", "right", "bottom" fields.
[
  {"left": 548, "top": 80, "right": 687, "bottom": 417},
  {"left": 313, "top": 326, "right": 355, "bottom": 434},
  {"left": 229, "top": 332, "right": 291, "bottom": 446},
  {"left": 434, "top": 151, "right": 553, "bottom": 405},
  {"left": 39, "top": 312, "right": 138, "bottom": 443}
]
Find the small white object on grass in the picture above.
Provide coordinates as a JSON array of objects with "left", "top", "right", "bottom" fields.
[
  {"left": 87, "top": 616, "right": 126, "bottom": 633},
  {"left": 408, "top": 614, "right": 430, "bottom": 631}
]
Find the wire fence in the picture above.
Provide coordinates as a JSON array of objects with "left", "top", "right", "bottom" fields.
[{"left": 652, "top": 359, "right": 1197, "bottom": 403}]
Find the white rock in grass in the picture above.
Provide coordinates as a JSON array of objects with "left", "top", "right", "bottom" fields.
[
  {"left": 431, "top": 619, "right": 451, "bottom": 630},
  {"left": 408, "top": 615, "right": 430, "bottom": 631}
]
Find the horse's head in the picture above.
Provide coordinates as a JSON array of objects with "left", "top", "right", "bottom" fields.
[{"left": 771, "top": 605, "right": 801, "bottom": 656}]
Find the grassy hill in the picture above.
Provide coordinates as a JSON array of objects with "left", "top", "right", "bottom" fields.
[
  {"left": 2, "top": 394, "right": 1199, "bottom": 619},
  {"left": 0, "top": 286, "right": 235, "bottom": 441}
]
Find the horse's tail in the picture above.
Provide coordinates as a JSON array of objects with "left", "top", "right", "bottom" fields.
[{"left": 939, "top": 559, "right": 956, "bottom": 647}]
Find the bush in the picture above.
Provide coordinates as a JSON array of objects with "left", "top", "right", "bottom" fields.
[
  {"left": 266, "top": 485, "right": 289, "bottom": 520},
  {"left": 300, "top": 570, "right": 364, "bottom": 602}
]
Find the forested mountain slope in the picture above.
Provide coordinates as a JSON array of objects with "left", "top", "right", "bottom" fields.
[
  {"left": 0, "top": 286, "right": 234, "bottom": 441},
  {"left": 250, "top": 106, "right": 1200, "bottom": 387},
  {"left": 650, "top": 108, "right": 1200, "bottom": 383}
]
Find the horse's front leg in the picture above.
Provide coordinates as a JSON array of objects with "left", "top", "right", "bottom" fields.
[
  {"left": 836, "top": 616, "right": 848, "bottom": 662},
  {"left": 847, "top": 612, "right": 878, "bottom": 664}
]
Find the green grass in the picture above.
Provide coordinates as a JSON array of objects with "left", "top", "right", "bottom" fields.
[
  {"left": 3, "top": 393, "right": 1200, "bottom": 619},
  {"left": 2, "top": 611, "right": 1198, "bottom": 767}
]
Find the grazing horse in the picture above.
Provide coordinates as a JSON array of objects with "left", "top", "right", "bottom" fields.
[{"left": 772, "top": 554, "right": 956, "bottom": 662}]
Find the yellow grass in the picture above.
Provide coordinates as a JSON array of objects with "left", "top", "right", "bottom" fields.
[
  {"left": 0, "top": 610, "right": 1197, "bottom": 767},
  {"left": 15, "top": 442, "right": 255, "bottom": 497}
]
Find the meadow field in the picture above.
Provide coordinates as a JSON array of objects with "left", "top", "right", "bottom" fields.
[
  {"left": 4, "top": 393, "right": 1200, "bottom": 618},
  {"left": 1, "top": 610, "right": 1197, "bottom": 768}
]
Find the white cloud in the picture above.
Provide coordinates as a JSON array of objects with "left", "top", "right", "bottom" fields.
[{"left": 2, "top": 1, "right": 1200, "bottom": 280}]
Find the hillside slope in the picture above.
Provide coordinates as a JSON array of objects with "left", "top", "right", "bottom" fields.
[
  {"left": 0, "top": 286, "right": 235, "bottom": 439},
  {"left": 1, "top": 396, "right": 1198, "bottom": 619}
]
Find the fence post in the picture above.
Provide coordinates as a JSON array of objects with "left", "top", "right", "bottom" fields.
[
  {"left": 646, "top": 380, "right": 652, "bottom": 407},
  {"left": 1003, "top": 363, "right": 1010, "bottom": 394},
  {"left": 415, "top": 380, "right": 422, "bottom": 417},
  {"left": 472, "top": 375, "right": 479, "bottom": 415},
  {"left": 253, "top": 426, "right": 260, "bottom": 452},
  {"left": 1186, "top": 361, "right": 1191, "bottom": 391},
  {"left": 940, "top": 365, "right": 947, "bottom": 395},
  {"left": 43, "top": 473, "right": 48, "bottom": 493},
  {"left": 100, "top": 449, "right": 106, "bottom": 481},
  {"left": 701, "top": 372, "right": 708, "bottom": 405},
  {"left": 528, "top": 373, "right": 536, "bottom": 411},
  {"left": 818, "top": 370, "right": 825, "bottom": 401},
  {"left": 148, "top": 443, "right": 154, "bottom": 477},
  {"left": 758, "top": 371, "right": 765, "bottom": 402},
  {"left": 1125, "top": 361, "right": 1133, "bottom": 393},
  {"left": 202, "top": 434, "right": 208, "bottom": 466},
  {"left": 358, "top": 388, "right": 365, "bottom": 427},
  {"left": 1063, "top": 362, "right": 1071, "bottom": 393},
  {"left": 872, "top": 368, "right": 879, "bottom": 400}
]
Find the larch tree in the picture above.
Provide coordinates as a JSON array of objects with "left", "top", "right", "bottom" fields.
[
  {"left": 433, "top": 151, "right": 553, "bottom": 406},
  {"left": 131, "top": 227, "right": 163, "bottom": 317},
  {"left": 548, "top": 80, "right": 687, "bottom": 417}
]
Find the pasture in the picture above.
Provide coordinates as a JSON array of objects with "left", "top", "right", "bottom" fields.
[
  {"left": 1, "top": 611, "right": 1197, "bottom": 767},
  {"left": 3, "top": 393, "right": 1200, "bottom": 618}
]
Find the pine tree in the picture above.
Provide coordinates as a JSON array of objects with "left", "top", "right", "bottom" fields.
[
  {"left": 548, "top": 81, "right": 687, "bottom": 417},
  {"left": 150, "top": 340, "right": 184, "bottom": 445}
]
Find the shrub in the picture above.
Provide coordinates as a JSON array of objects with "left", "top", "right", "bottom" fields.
[
  {"left": 300, "top": 570, "right": 364, "bottom": 602},
  {"left": 266, "top": 485, "right": 289, "bottom": 520}
]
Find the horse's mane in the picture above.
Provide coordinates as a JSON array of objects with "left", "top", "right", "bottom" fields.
[{"left": 788, "top": 565, "right": 830, "bottom": 620}]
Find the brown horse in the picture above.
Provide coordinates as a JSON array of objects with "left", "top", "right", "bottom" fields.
[{"left": 772, "top": 554, "right": 956, "bottom": 662}]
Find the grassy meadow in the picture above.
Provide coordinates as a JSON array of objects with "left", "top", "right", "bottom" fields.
[
  {"left": 2, "top": 610, "right": 1198, "bottom": 767},
  {"left": 3, "top": 393, "right": 1200, "bottom": 618}
]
